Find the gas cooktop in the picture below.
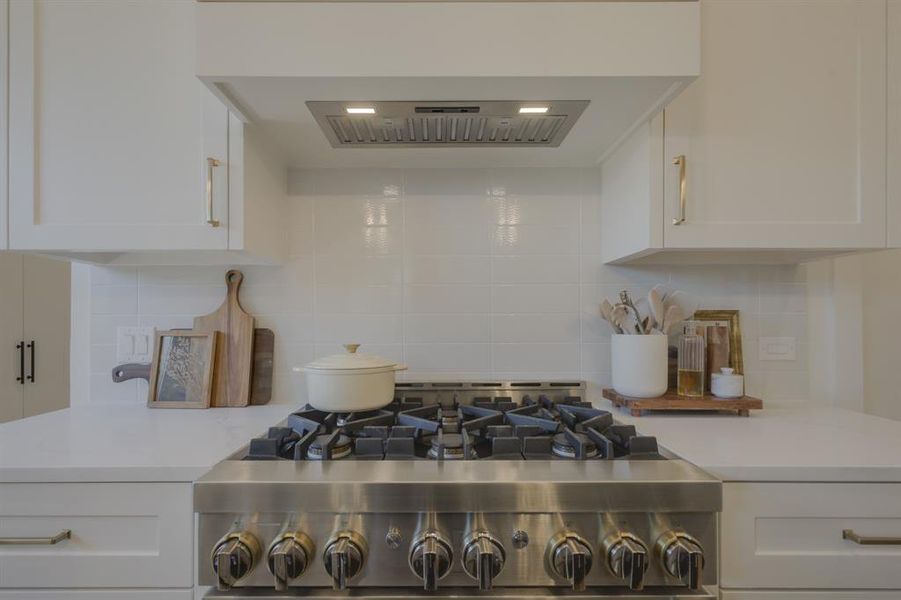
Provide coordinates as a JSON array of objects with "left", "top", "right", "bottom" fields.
[
  {"left": 198, "top": 382, "right": 718, "bottom": 598},
  {"left": 241, "top": 381, "right": 663, "bottom": 462}
]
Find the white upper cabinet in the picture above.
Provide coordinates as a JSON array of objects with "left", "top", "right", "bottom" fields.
[
  {"left": 8, "top": 1, "right": 286, "bottom": 264},
  {"left": 890, "top": 0, "right": 901, "bottom": 247},
  {"left": 602, "top": 0, "right": 888, "bottom": 264}
]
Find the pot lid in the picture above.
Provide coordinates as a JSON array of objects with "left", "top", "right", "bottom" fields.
[{"left": 304, "top": 344, "right": 399, "bottom": 371}]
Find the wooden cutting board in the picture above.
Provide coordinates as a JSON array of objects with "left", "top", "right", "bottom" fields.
[
  {"left": 193, "top": 270, "right": 255, "bottom": 407},
  {"left": 250, "top": 328, "right": 274, "bottom": 405}
]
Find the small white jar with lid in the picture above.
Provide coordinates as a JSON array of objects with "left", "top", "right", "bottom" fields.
[{"left": 711, "top": 367, "right": 744, "bottom": 399}]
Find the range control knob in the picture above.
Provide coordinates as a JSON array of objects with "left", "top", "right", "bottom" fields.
[
  {"left": 656, "top": 531, "right": 705, "bottom": 590},
  {"left": 547, "top": 532, "right": 593, "bottom": 591},
  {"left": 602, "top": 532, "right": 648, "bottom": 591},
  {"left": 409, "top": 531, "right": 454, "bottom": 591},
  {"left": 267, "top": 532, "right": 315, "bottom": 591},
  {"left": 211, "top": 531, "right": 262, "bottom": 591},
  {"left": 462, "top": 531, "right": 506, "bottom": 590},
  {"left": 323, "top": 531, "right": 368, "bottom": 590}
]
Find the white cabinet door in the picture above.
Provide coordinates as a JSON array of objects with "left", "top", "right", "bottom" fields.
[
  {"left": 722, "top": 483, "right": 901, "bottom": 590},
  {"left": 0, "top": 254, "right": 24, "bottom": 423},
  {"left": 663, "top": 0, "right": 887, "bottom": 250},
  {"left": 22, "top": 255, "right": 69, "bottom": 418},
  {"left": 0, "top": 0, "right": 7, "bottom": 250},
  {"left": 8, "top": 0, "right": 229, "bottom": 252},
  {"left": 889, "top": 0, "right": 901, "bottom": 247}
]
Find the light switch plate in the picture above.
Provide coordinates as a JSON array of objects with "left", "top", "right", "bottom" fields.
[
  {"left": 116, "top": 326, "right": 155, "bottom": 363},
  {"left": 758, "top": 336, "right": 796, "bottom": 361}
]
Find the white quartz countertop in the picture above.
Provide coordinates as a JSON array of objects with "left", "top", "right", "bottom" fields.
[
  {"left": 0, "top": 403, "right": 293, "bottom": 482},
  {"left": 600, "top": 399, "right": 901, "bottom": 482},
  {"left": 3, "top": 399, "right": 901, "bottom": 484}
]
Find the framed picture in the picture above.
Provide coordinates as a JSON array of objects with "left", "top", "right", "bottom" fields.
[
  {"left": 147, "top": 330, "right": 218, "bottom": 409},
  {"left": 691, "top": 309, "right": 744, "bottom": 376}
]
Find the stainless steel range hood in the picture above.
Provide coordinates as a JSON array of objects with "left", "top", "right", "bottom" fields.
[
  {"left": 307, "top": 100, "right": 590, "bottom": 148},
  {"left": 195, "top": 1, "right": 700, "bottom": 168}
]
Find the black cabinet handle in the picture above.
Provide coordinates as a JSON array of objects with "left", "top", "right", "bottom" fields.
[
  {"left": 15, "top": 342, "right": 24, "bottom": 384},
  {"left": 26, "top": 341, "right": 35, "bottom": 383}
]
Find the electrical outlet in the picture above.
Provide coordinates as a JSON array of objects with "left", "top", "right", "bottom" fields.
[
  {"left": 758, "top": 336, "right": 796, "bottom": 361},
  {"left": 117, "top": 326, "right": 155, "bottom": 363}
]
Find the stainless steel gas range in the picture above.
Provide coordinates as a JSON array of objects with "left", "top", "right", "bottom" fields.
[{"left": 196, "top": 382, "right": 721, "bottom": 599}]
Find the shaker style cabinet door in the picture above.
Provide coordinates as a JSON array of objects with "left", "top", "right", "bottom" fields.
[
  {"left": 0, "top": 0, "right": 7, "bottom": 249},
  {"left": 663, "top": 0, "right": 887, "bottom": 250},
  {"left": 0, "top": 254, "right": 24, "bottom": 424},
  {"left": 21, "top": 254, "right": 69, "bottom": 418},
  {"left": 889, "top": 0, "right": 901, "bottom": 247},
  {"left": 8, "top": 0, "right": 229, "bottom": 252}
]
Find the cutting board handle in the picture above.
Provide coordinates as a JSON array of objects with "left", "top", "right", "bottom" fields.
[{"left": 226, "top": 269, "right": 245, "bottom": 308}]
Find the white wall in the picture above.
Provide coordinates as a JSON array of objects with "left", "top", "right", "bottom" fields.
[
  {"left": 82, "top": 168, "right": 810, "bottom": 405},
  {"left": 823, "top": 249, "right": 901, "bottom": 420}
]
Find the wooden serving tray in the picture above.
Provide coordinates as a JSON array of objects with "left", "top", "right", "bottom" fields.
[{"left": 602, "top": 388, "right": 763, "bottom": 417}]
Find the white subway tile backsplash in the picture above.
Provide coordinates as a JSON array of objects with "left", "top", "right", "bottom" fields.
[
  {"left": 404, "top": 285, "right": 490, "bottom": 314},
  {"left": 405, "top": 314, "right": 490, "bottom": 343},
  {"left": 137, "top": 285, "right": 223, "bottom": 315},
  {"left": 92, "top": 285, "right": 138, "bottom": 315},
  {"left": 404, "top": 256, "right": 490, "bottom": 285},
  {"left": 492, "top": 284, "right": 579, "bottom": 314},
  {"left": 490, "top": 195, "right": 580, "bottom": 227},
  {"left": 491, "top": 314, "right": 580, "bottom": 343},
  {"left": 406, "top": 224, "right": 492, "bottom": 255},
  {"left": 491, "top": 255, "right": 579, "bottom": 284},
  {"left": 314, "top": 314, "right": 403, "bottom": 344},
  {"left": 492, "top": 225, "right": 580, "bottom": 255},
  {"left": 86, "top": 167, "right": 810, "bottom": 404},
  {"left": 315, "top": 255, "right": 402, "bottom": 287},
  {"left": 315, "top": 285, "right": 402, "bottom": 314},
  {"left": 404, "top": 343, "right": 491, "bottom": 372},
  {"left": 91, "top": 267, "right": 137, "bottom": 286},
  {"left": 760, "top": 282, "right": 807, "bottom": 314},
  {"left": 492, "top": 343, "right": 580, "bottom": 372}
]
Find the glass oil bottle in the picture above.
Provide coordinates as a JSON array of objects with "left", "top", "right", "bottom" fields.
[{"left": 677, "top": 321, "right": 706, "bottom": 397}]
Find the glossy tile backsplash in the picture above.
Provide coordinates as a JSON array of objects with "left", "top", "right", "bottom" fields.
[{"left": 88, "top": 168, "right": 809, "bottom": 404}]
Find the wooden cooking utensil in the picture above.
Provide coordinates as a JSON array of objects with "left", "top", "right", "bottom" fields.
[{"left": 193, "top": 270, "right": 255, "bottom": 407}]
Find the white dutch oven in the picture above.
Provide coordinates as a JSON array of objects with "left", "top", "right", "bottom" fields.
[{"left": 299, "top": 344, "right": 407, "bottom": 412}]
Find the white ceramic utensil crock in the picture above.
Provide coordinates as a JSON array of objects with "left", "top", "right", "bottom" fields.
[
  {"left": 611, "top": 334, "right": 668, "bottom": 398},
  {"left": 300, "top": 344, "right": 407, "bottom": 412}
]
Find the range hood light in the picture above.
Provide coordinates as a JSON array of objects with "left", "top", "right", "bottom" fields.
[
  {"left": 518, "top": 106, "right": 549, "bottom": 114},
  {"left": 346, "top": 106, "right": 376, "bottom": 115}
]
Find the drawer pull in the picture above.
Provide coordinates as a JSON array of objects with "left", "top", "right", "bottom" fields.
[
  {"left": 0, "top": 529, "right": 71, "bottom": 545},
  {"left": 842, "top": 529, "right": 901, "bottom": 545}
]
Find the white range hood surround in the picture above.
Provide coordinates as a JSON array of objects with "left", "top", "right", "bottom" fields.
[{"left": 196, "top": 1, "right": 700, "bottom": 169}]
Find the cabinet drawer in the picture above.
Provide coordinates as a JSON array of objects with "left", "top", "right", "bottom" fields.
[
  {"left": 722, "top": 483, "right": 901, "bottom": 589},
  {"left": 0, "top": 592, "right": 191, "bottom": 600},
  {"left": 721, "top": 592, "right": 901, "bottom": 600},
  {"left": 0, "top": 483, "right": 191, "bottom": 588}
]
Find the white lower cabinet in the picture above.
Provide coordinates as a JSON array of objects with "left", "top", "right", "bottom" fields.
[
  {"left": 0, "top": 592, "right": 192, "bottom": 599},
  {"left": 0, "top": 483, "right": 192, "bottom": 589},
  {"left": 721, "top": 482, "right": 901, "bottom": 594},
  {"left": 721, "top": 593, "right": 901, "bottom": 599}
]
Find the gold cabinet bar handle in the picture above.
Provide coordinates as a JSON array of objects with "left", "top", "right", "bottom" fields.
[
  {"left": 0, "top": 529, "right": 71, "bottom": 545},
  {"left": 206, "top": 157, "right": 221, "bottom": 228},
  {"left": 672, "top": 154, "right": 687, "bottom": 225},
  {"left": 842, "top": 529, "right": 901, "bottom": 545}
]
